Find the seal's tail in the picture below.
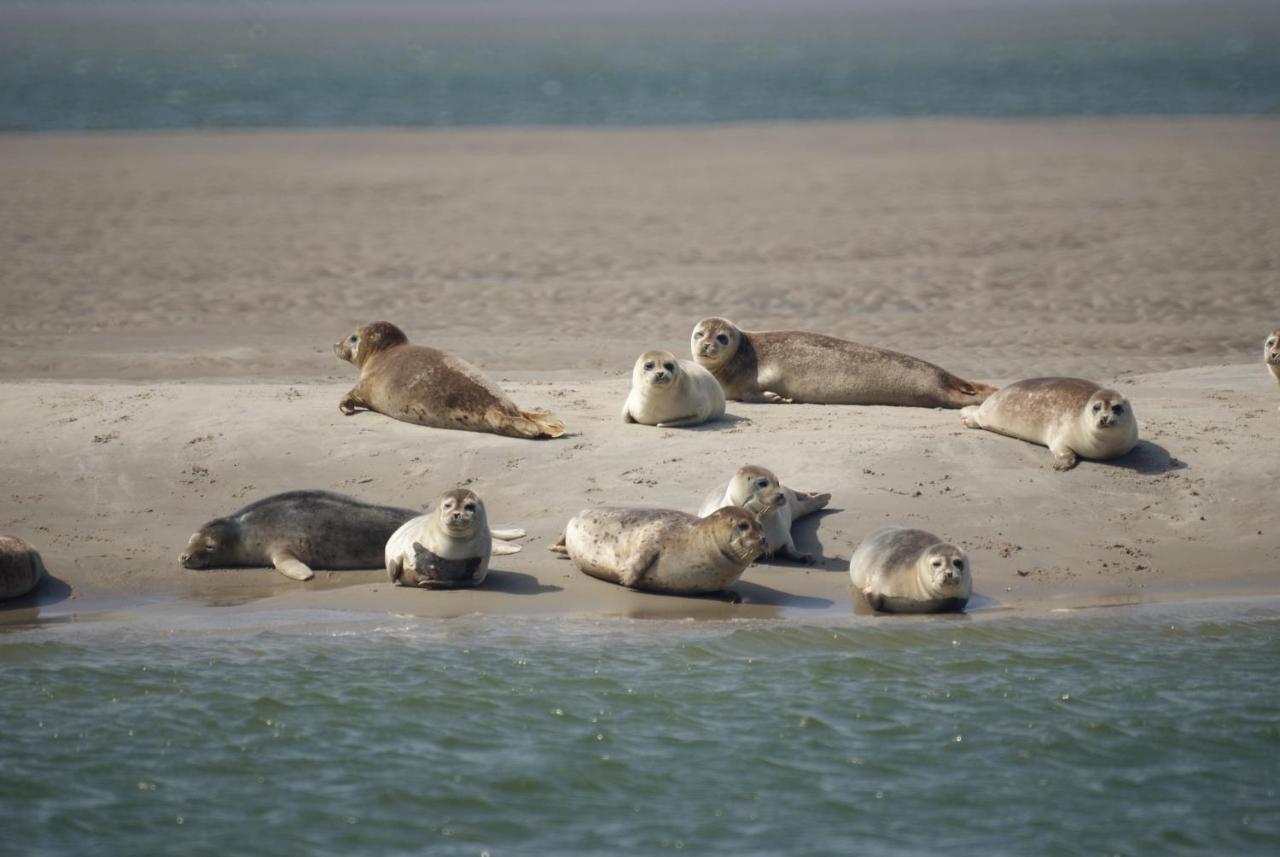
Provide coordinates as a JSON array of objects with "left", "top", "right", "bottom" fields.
[
  {"left": 946, "top": 377, "right": 998, "bottom": 408},
  {"left": 493, "top": 409, "right": 568, "bottom": 439},
  {"left": 548, "top": 533, "right": 568, "bottom": 555}
]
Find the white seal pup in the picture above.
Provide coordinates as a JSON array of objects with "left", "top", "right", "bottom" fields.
[
  {"left": 549, "top": 506, "right": 766, "bottom": 596},
  {"left": 690, "top": 317, "right": 997, "bottom": 408},
  {"left": 698, "top": 465, "right": 831, "bottom": 564},
  {"left": 960, "top": 377, "right": 1138, "bottom": 471},
  {"left": 180, "top": 490, "right": 420, "bottom": 581},
  {"left": 384, "top": 488, "right": 525, "bottom": 589},
  {"left": 335, "top": 321, "right": 566, "bottom": 439},
  {"left": 849, "top": 527, "right": 972, "bottom": 614},
  {"left": 622, "top": 349, "right": 726, "bottom": 428},
  {"left": 1265, "top": 329, "right": 1280, "bottom": 404},
  {"left": 0, "top": 535, "right": 47, "bottom": 600}
]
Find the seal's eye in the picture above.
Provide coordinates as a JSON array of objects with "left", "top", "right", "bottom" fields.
[
  {"left": 1092, "top": 403, "right": 1101, "bottom": 412},
  {"left": 1112, "top": 404, "right": 1124, "bottom": 415},
  {"left": 716, "top": 334, "right": 729, "bottom": 345},
  {"left": 756, "top": 479, "right": 768, "bottom": 488},
  {"left": 952, "top": 559, "right": 964, "bottom": 569},
  {"left": 463, "top": 503, "right": 476, "bottom": 512},
  {"left": 737, "top": 522, "right": 750, "bottom": 532},
  {"left": 203, "top": 543, "right": 216, "bottom": 552},
  {"left": 349, "top": 335, "right": 357, "bottom": 343},
  {"left": 663, "top": 363, "right": 674, "bottom": 372},
  {"left": 693, "top": 330, "right": 704, "bottom": 339},
  {"left": 643, "top": 362, "right": 655, "bottom": 371}
]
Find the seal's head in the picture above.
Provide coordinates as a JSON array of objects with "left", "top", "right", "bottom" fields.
[
  {"left": 727, "top": 465, "right": 787, "bottom": 517},
  {"left": 436, "top": 488, "right": 486, "bottom": 539},
  {"left": 632, "top": 350, "right": 681, "bottom": 390},
  {"left": 1265, "top": 329, "right": 1280, "bottom": 365},
  {"left": 920, "top": 542, "right": 970, "bottom": 594},
  {"left": 1084, "top": 388, "right": 1134, "bottom": 432},
  {"left": 179, "top": 519, "right": 239, "bottom": 569},
  {"left": 334, "top": 321, "right": 409, "bottom": 368},
  {"left": 706, "top": 506, "right": 768, "bottom": 564},
  {"left": 690, "top": 317, "right": 742, "bottom": 368}
]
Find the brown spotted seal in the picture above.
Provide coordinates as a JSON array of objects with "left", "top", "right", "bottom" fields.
[
  {"left": 549, "top": 506, "right": 766, "bottom": 596},
  {"left": 960, "top": 377, "right": 1138, "bottom": 470},
  {"left": 622, "top": 349, "right": 726, "bottom": 428},
  {"left": 0, "top": 535, "right": 47, "bottom": 600},
  {"left": 690, "top": 317, "right": 996, "bottom": 408},
  {"left": 335, "top": 321, "right": 566, "bottom": 439},
  {"left": 180, "top": 490, "right": 418, "bottom": 581},
  {"left": 849, "top": 527, "right": 972, "bottom": 614},
  {"left": 698, "top": 465, "right": 830, "bottom": 564},
  {"left": 384, "top": 488, "right": 524, "bottom": 589}
]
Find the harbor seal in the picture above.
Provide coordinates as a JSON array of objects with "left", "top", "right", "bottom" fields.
[
  {"left": 0, "top": 535, "right": 47, "bottom": 600},
  {"left": 698, "top": 465, "right": 830, "bottom": 564},
  {"left": 549, "top": 506, "right": 766, "bottom": 596},
  {"left": 384, "top": 488, "right": 525, "bottom": 589},
  {"left": 849, "top": 527, "right": 972, "bottom": 614},
  {"left": 960, "top": 377, "right": 1138, "bottom": 471},
  {"left": 179, "top": 490, "right": 419, "bottom": 581},
  {"left": 690, "top": 317, "right": 997, "bottom": 408},
  {"left": 622, "top": 349, "right": 726, "bottom": 427},
  {"left": 335, "top": 321, "right": 566, "bottom": 439},
  {"left": 1265, "top": 329, "right": 1280, "bottom": 393}
]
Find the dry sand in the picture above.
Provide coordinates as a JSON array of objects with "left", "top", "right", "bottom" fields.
[{"left": 1, "top": 119, "right": 1277, "bottom": 624}]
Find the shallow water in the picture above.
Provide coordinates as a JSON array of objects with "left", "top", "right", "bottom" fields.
[{"left": 2, "top": 604, "right": 1277, "bottom": 855}]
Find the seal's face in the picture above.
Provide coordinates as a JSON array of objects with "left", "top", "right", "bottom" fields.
[
  {"left": 634, "top": 350, "right": 681, "bottom": 389},
  {"left": 1086, "top": 389, "right": 1132, "bottom": 431},
  {"left": 178, "top": 520, "right": 236, "bottom": 569},
  {"left": 437, "top": 489, "right": 484, "bottom": 538},
  {"left": 730, "top": 465, "right": 786, "bottom": 517},
  {"left": 710, "top": 507, "right": 768, "bottom": 564},
  {"left": 691, "top": 317, "right": 740, "bottom": 367},
  {"left": 334, "top": 321, "right": 409, "bottom": 368},
  {"left": 1265, "top": 330, "right": 1280, "bottom": 365},
  {"left": 924, "top": 546, "right": 968, "bottom": 591}
]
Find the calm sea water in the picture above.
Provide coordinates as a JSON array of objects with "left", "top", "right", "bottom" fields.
[
  {"left": 2, "top": 604, "right": 1277, "bottom": 855},
  {"left": 1, "top": 1, "right": 1279, "bottom": 131}
]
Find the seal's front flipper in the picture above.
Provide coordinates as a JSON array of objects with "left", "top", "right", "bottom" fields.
[
  {"left": 272, "top": 551, "right": 315, "bottom": 581},
  {"left": 619, "top": 550, "right": 658, "bottom": 589}
]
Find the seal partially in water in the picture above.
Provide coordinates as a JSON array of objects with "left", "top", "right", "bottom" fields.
[
  {"left": 180, "top": 490, "right": 417, "bottom": 581},
  {"left": 384, "top": 488, "right": 524, "bottom": 589},
  {"left": 335, "top": 321, "right": 566, "bottom": 439},
  {"left": 622, "top": 349, "right": 725, "bottom": 428},
  {"left": 550, "top": 506, "right": 765, "bottom": 596},
  {"left": 698, "top": 465, "right": 830, "bottom": 564},
  {"left": 690, "top": 317, "right": 996, "bottom": 408},
  {"left": 960, "top": 377, "right": 1138, "bottom": 471},
  {"left": 0, "top": 535, "right": 47, "bottom": 600},
  {"left": 849, "top": 527, "right": 972, "bottom": 614}
]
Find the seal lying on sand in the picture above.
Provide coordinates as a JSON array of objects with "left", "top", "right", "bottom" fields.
[
  {"left": 335, "top": 321, "right": 566, "bottom": 439},
  {"left": 180, "top": 490, "right": 418, "bottom": 581},
  {"left": 690, "top": 317, "right": 996, "bottom": 408},
  {"left": 698, "top": 465, "right": 830, "bottom": 564},
  {"left": 849, "top": 527, "right": 972, "bottom": 614},
  {"left": 1265, "top": 329, "right": 1280, "bottom": 401},
  {"left": 0, "top": 535, "right": 47, "bottom": 600},
  {"left": 550, "top": 507, "right": 765, "bottom": 596},
  {"left": 622, "top": 349, "right": 725, "bottom": 428},
  {"left": 384, "top": 488, "right": 524, "bottom": 589},
  {"left": 960, "top": 377, "right": 1138, "bottom": 471}
]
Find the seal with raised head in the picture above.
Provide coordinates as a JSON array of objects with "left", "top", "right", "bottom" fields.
[
  {"left": 549, "top": 506, "right": 766, "bottom": 596},
  {"left": 0, "top": 535, "right": 47, "bottom": 600},
  {"left": 335, "top": 321, "right": 566, "bottom": 439},
  {"left": 180, "top": 490, "right": 418, "bottom": 581},
  {"left": 384, "top": 488, "right": 525, "bottom": 589},
  {"left": 622, "top": 349, "right": 726, "bottom": 428},
  {"left": 1265, "top": 329, "right": 1280, "bottom": 395},
  {"left": 960, "top": 377, "right": 1138, "bottom": 471},
  {"left": 698, "top": 465, "right": 830, "bottom": 564},
  {"left": 690, "top": 317, "right": 996, "bottom": 408},
  {"left": 849, "top": 527, "right": 972, "bottom": 614}
]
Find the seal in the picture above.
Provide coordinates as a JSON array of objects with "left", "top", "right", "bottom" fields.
[
  {"left": 960, "top": 377, "right": 1138, "bottom": 470},
  {"left": 690, "top": 317, "right": 997, "bottom": 408},
  {"left": 335, "top": 321, "right": 566, "bottom": 439},
  {"left": 0, "top": 535, "right": 47, "bottom": 600},
  {"left": 549, "top": 506, "right": 766, "bottom": 597},
  {"left": 179, "top": 490, "right": 419, "bottom": 581},
  {"left": 1265, "top": 328, "right": 1280, "bottom": 392},
  {"left": 622, "top": 349, "right": 726, "bottom": 428},
  {"left": 384, "top": 488, "right": 525, "bottom": 589},
  {"left": 848, "top": 527, "right": 972, "bottom": 614},
  {"left": 698, "top": 465, "right": 830, "bottom": 564}
]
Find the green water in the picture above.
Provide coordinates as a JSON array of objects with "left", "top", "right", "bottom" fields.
[{"left": 2, "top": 604, "right": 1277, "bottom": 855}]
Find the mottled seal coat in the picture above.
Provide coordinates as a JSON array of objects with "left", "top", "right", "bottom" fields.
[
  {"left": 0, "top": 536, "right": 47, "bottom": 600},
  {"left": 550, "top": 507, "right": 766, "bottom": 596},
  {"left": 180, "top": 490, "right": 418, "bottom": 581},
  {"left": 960, "top": 377, "right": 1138, "bottom": 471},
  {"left": 698, "top": 465, "right": 830, "bottom": 564},
  {"left": 849, "top": 527, "right": 972, "bottom": 614},
  {"left": 335, "top": 321, "right": 566, "bottom": 439},
  {"left": 622, "top": 349, "right": 726, "bottom": 428},
  {"left": 1265, "top": 329, "right": 1280, "bottom": 392},
  {"left": 690, "top": 317, "right": 997, "bottom": 408},
  {"left": 384, "top": 488, "right": 525, "bottom": 589}
]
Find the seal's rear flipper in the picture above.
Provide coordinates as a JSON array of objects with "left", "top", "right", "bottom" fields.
[
  {"left": 548, "top": 533, "right": 568, "bottom": 555},
  {"left": 490, "top": 528, "right": 526, "bottom": 541},
  {"left": 792, "top": 490, "right": 831, "bottom": 518},
  {"left": 491, "top": 542, "right": 522, "bottom": 556}
]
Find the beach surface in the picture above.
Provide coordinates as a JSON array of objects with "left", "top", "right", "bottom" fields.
[{"left": 1, "top": 118, "right": 1277, "bottom": 623}]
